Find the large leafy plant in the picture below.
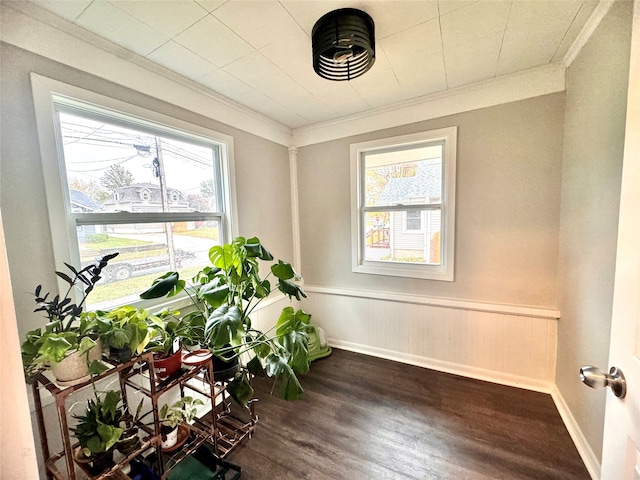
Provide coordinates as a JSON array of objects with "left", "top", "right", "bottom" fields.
[
  {"left": 21, "top": 254, "right": 118, "bottom": 382},
  {"left": 71, "top": 389, "right": 124, "bottom": 456},
  {"left": 140, "top": 236, "right": 312, "bottom": 403}
]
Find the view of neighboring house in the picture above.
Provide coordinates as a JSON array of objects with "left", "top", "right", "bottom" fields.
[{"left": 371, "top": 161, "right": 442, "bottom": 264}]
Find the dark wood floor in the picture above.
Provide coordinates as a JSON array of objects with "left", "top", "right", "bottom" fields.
[{"left": 227, "top": 349, "right": 589, "bottom": 480}]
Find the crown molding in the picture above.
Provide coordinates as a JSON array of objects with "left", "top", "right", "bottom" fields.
[
  {"left": 563, "top": 0, "right": 616, "bottom": 68},
  {"left": 0, "top": 1, "right": 292, "bottom": 147},
  {"left": 292, "top": 63, "right": 566, "bottom": 147}
]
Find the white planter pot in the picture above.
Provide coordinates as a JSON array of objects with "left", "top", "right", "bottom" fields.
[
  {"left": 50, "top": 339, "right": 103, "bottom": 385},
  {"left": 160, "top": 426, "right": 179, "bottom": 449}
]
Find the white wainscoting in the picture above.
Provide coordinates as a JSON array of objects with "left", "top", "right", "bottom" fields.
[{"left": 300, "top": 285, "right": 560, "bottom": 393}]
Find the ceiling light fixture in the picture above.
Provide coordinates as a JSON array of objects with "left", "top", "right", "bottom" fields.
[{"left": 312, "top": 8, "right": 375, "bottom": 81}]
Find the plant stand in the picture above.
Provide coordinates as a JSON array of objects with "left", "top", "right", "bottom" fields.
[{"left": 32, "top": 352, "right": 257, "bottom": 480}]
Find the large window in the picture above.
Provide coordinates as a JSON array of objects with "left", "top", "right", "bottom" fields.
[
  {"left": 350, "top": 128, "right": 456, "bottom": 280},
  {"left": 32, "top": 76, "right": 236, "bottom": 310}
]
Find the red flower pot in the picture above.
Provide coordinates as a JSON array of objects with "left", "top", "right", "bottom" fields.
[{"left": 153, "top": 349, "right": 182, "bottom": 379}]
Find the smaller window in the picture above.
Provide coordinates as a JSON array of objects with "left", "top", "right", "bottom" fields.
[
  {"left": 350, "top": 127, "right": 457, "bottom": 281},
  {"left": 404, "top": 210, "right": 423, "bottom": 233}
]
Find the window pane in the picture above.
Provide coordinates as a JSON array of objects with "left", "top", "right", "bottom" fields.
[
  {"left": 59, "top": 111, "right": 220, "bottom": 214},
  {"left": 80, "top": 220, "right": 220, "bottom": 310},
  {"left": 364, "top": 209, "right": 441, "bottom": 265},
  {"left": 363, "top": 142, "right": 443, "bottom": 207}
]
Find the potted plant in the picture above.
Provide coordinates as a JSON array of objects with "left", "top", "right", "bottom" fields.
[
  {"left": 91, "top": 306, "right": 154, "bottom": 363},
  {"left": 139, "top": 236, "right": 312, "bottom": 406},
  {"left": 116, "top": 398, "right": 144, "bottom": 455},
  {"left": 21, "top": 254, "right": 118, "bottom": 384},
  {"left": 71, "top": 389, "right": 124, "bottom": 474},
  {"left": 158, "top": 396, "right": 204, "bottom": 449},
  {"left": 144, "top": 311, "right": 183, "bottom": 379}
]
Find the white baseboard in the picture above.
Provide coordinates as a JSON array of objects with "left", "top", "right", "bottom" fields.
[
  {"left": 550, "top": 386, "right": 601, "bottom": 480},
  {"left": 329, "top": 338, "right": 554, "bottom": 393}
]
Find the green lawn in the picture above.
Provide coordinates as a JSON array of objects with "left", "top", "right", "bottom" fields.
[
  {"left": 82, "top": 236, "right": 153, "bottom": 250},
  {"left": 177, "top": 227, "right": 219, "bottom": 241}
]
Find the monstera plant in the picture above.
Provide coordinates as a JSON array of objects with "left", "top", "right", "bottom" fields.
[{"left": 140, "top": 236, "right": 312, "bottom": 404}]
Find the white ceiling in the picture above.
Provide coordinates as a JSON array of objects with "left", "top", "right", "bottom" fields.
[{"left": 23, "top": 0, "right": 598, "bottom": 129}]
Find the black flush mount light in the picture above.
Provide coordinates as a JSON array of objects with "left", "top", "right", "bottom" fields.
[{"left": 312, "top": 8, "right": 375, "bottom": 81}]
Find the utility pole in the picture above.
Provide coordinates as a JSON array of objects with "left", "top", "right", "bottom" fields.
[{"left": 155, "top": 137, "right": 176, "bottom": 270}]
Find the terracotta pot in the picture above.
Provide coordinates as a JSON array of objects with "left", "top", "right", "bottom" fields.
[
  {"left": 51, "top": 339, "right": 103, "bottom": 385},
  {"left": 153, "top": 349, "right": 182, "bottom": 379}
]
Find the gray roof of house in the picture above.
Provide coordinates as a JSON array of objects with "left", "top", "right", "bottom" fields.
[
  {"left": 69, "top": 189, "right": 103, "bottom": 212},
  {"left": 102, "top": 182, "right": 186, "bottom": 206},
  {"left": 375, "top": 163, "right": 441, "bottom": 206}
]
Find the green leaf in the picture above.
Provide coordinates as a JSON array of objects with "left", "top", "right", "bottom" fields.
[
  {"left": 204, "top": 305, "right": 243, "bottom": 347},
  {"left": 275, "top": 308, "right": 311, "bottom": 336},
  {"left": 97, "top": 424, "right": 123, "bottom": 452},
  {"left": 244, "top": 237, "right": 274, "bottom": 261},
  {"left": 277, "top": 279, "right": 307, "bottom": 300},
  {"left": 88, "top": 360, "right": 109, "bottom": 375},
  {"left": 78, "top": 336, "right": 97, "bottom": 356},
  {"left": 209, "top": 244, "right": 237, "bottom": 271},
  {"left": 38, "top": 335, "right": 73, "bottom": 363},
  {"left": 200, "top": 282, "right": 230, "bottom": 308},
  {"left": 271, "top": 260, "right": 295, "bottom": 280},
  {"left": 280, "top": 364, "right": 304, "bottom": 401},
  {"left": 227, "top": 372, "right": 254, "bottom": 407},
  {"left": 247, "top": 355, "right": 266, "bottom": 377},
  {"left": 139, "top": 272, "right": 183, "bottom": 299}
]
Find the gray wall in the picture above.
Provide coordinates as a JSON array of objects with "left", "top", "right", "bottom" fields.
[
  {"left": 0, "top": 43, "right": 293, "bottom": 338},
  {"left": 298, "top": 93, "right": 565, "bottom": 308},
  {"left": 556, "top": 0, "right": 632, "bottom": 462}
]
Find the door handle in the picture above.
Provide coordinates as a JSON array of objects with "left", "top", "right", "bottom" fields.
[{"left": 579, "top": 365, "right": 626, "bottom": 398}]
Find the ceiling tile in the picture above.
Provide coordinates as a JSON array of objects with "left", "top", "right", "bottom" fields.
[
  {"left": 147, "top": 40, "right": 217, "bottom": 79},
  {"left": 109, "top": 1, "right": 209, "bottom": 38},
  {"left": 394, "top": 52, "right": 447, "bottom": 96},
  {"left": 235, "top": 89, "right": 308, "bottom": 127},
  {"left": 280, "top": 0, "right": 361, "bottom": 36},
  {"left": 195, "top": 0, "right": 228, "bottom": 13},
  {"left": 199, "top": 68, "right": 253, "bottom": 100},
  {"left": 444, "top": 32, "right": 502, "bottom": 81},
  {"left": 552, "top": 0, "right": 599, "bottom": 62},
  {"left": 30, "top": 0, "right": 92, "bottom": 21},
  {"left": 437, "top": 0, "right": 478, "bottom": 16},
  {"left": 440, "top": 0, "right": 510, "bottom": 50},
  {"left": 497, "top": 1, "right": 583, "bottom": 76},
  {"left": 380, "top": 17, "right": 443, "bottom": 71},
  {"left": 174, "top": 14, "right": 254, "bottom": 67},
  {"left": 361, "top": 1, "right": 439, "bottom": 39},
  {"left": 212, "top": 1, "right": 304, "bottom": 49},
  {"left": 350, "top": 67, "right": 401, "bottom": 108},
  {"left": 223, "top": 51, "right": 312, "bottom": 103},
  {"left": 75, "top": 1, "right": 169, "bottom": 56},
  {"left": 314, "top": 86, "right": 371, "bottom": 119}
]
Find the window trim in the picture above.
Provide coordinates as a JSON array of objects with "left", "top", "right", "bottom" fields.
[
  {"left": 31, "top": 74, "right": 239, "bottom": 307},
  {"left": 350, "top": 127, "right": 457, "bottom": 281}
]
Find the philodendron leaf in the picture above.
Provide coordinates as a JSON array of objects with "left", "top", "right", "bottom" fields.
[
  {"left": 275, "top": 307, "right": 311, "bottom": 336},
  {"left": 78, "top": 336, "right": 97, "bottom": 356},
  {"left": 200, "top": 282, "right": 230, "bottom": 308},
  {"left": 271, "top": 260, "right": 295, "bottom": 280},
  {"left": 244, "top": 237, "right": 274, "bottom": 261},
  {"left": 38, "top": 335, "right": 73, "bottom": 363},
  {"left": 247, "top": 355, "right": 266, "bottom": 377},
  {"left": 209, "top": 244, "right": 238, "bottom": 272},
  {"left": 140, "top": 272, "right": 184, "bottom": 299},
  {"left": 88, "top": 360, "right": 109, "bottom": 375},
  {"left": 280, "top": 364, "right": 304, "bottom": 401},
  {"left": 227, "top": 372, "right": 254, "bottom": 407},
  {"left": 277, "top": 279, "right": 307, "bottom": 300},
  {"left": 204, "top": 305, "right": 242, "bottom": 347}
]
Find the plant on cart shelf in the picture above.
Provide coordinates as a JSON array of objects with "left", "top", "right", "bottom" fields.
[
  {"left": 21, "top": 254, "right": 118, "bottom": 383},
  {"left": 158, "top": 396, "right": 204, "bottom": 449},
  {"left": 91, "top": 305, "right": 154, "bottom": 362},
  {"left": 139, "top": 236, "right": 312, "bottom": 405},
  {"left": 143, "top": 310, "right": 185, "bottom": 378},
  {"left": 71, "top": 389, "right": 124, "bottom": 474}
]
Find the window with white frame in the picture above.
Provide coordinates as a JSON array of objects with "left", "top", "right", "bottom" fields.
[
  {"left": 350, "top": 127, "right": 457, "bottom": 281},
  {"left": 32, "top": 76, "right": 237, "bottom": 310}
]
